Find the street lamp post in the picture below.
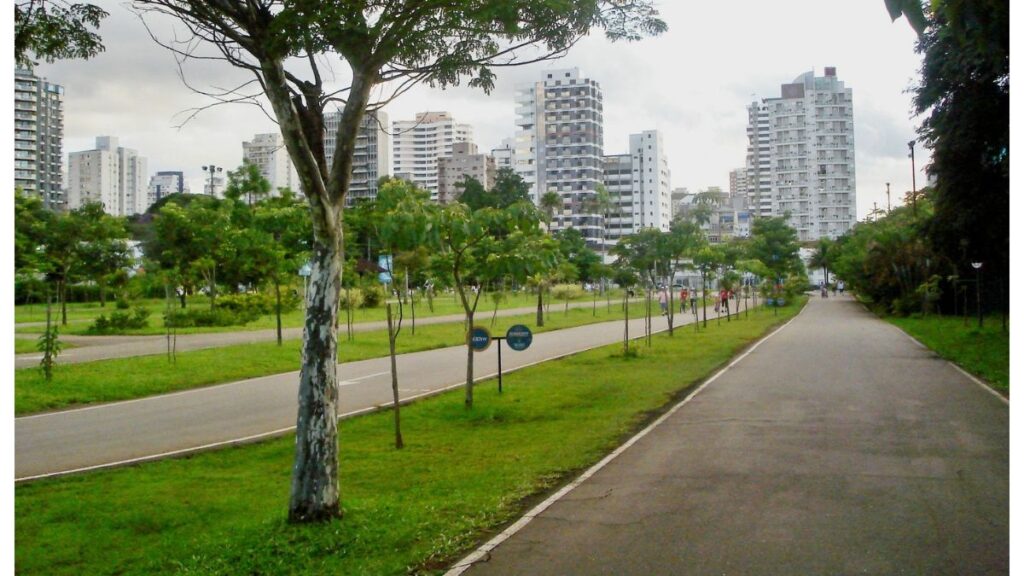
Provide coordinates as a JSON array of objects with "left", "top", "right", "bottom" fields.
[
  {"left": 971, "top": 261, "right": 983, "bottom": 328},
  {"left": 886, "top": 182, "right": 891, "bottom": 213},
  {"left": 908, "top": 141, "right": 917, "bottom": 216},
  {"left": 202, "top": 165, "right": 223, "bottom": 197}
]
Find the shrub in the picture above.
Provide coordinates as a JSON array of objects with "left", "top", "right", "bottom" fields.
[
  {"left": 550, "top": 283, "right": 584, "bottom": 300},
  {"left": 360, "top": 285, "right": 385, "bottom": 308},
  {"left": 339, "top": 288, "right": 365, "bottom": 309},
  {"left": 87, "top": 307, "right": 151, "bottom": 334},
  {"left": 216, "top": 291, "right": 300, "bottom": 317},
  {"left": 115, "top": 297, "right": 132, "bottom": 310},
  {"left": 163, "top": 307, "right": 259, "bottom": 328}
]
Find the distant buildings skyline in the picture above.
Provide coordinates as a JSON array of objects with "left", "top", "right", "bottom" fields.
[
  {"left": 67, "top": 136, "right": 148, "bottom": 216},
  {"left": 14, "top": 67, "right": 64, "bottom": 209}
]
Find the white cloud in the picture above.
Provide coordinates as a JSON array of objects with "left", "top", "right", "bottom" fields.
[{"left": 35, "top": 0, "right": 930, "bottom": 220}]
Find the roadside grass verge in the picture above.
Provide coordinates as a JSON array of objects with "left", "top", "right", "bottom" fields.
[
  {"left": 14, "top": 338, "right": 77, "bottom": 355},
  {"left": 886, "top": 314, "right": 1009, "bottom": 393},
  {"left": 16, "top": 291, "right": 622, "bottom": 336},
  {"left": 15, "top": 299, "right": 803, "bottom": 575},
  {"left": 15, "top": 299, "right": 644, "bottom": 415}
]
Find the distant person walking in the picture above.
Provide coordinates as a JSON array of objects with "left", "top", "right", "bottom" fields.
[
  {"left": 658, "top": 288, "right": 668, "bottom": 316},
  {"left": 838, "top": 280, "right": 845, "bottom": 295},
  {"left": 680, "top": 288, "right": 689, "bottom": 313},
  {"left": 819, "top": 280, "right": 827, "bottom": 298},
  {"left": 690, "top": 291, "right": 698, "bottom": 315}
]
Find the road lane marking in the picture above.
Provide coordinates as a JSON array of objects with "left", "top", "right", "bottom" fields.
[
  {"left": 14, "top": 306, "right": 737, "bottom": 481},
  {"left": 444, "top": 305, "right": 806, "bottom": 575}
]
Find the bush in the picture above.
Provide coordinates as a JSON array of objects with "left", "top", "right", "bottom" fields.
[
  {"left": 87, "top": 307, "right": 151, "bottom": 334},
  {"left": 339, "top": 288, "right": 365, "bottom": 309},
  {"left": 360, "top": 285, "right": 385, "bottom": 308},
  {"left": 164, "top": 307, "right": 260, "bottom": 328},
  {"left": 216, "top": 291, "right": 300, "bottom": 317},
  {"left": 115, "top": 297, "right": 132, "bottom": 310},
  {"left": 550, "top": 283, "right": 584, "bottom": 300}
]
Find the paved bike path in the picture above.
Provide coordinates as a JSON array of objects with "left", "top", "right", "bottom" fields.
[{"left": 456, "top": 296, "right": 1008, "bottom": 575}]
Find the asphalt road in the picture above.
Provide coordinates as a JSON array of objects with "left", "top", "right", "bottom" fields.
[
  {"left": 16, "top": 305, "right": 727, "bottom": 480},
  {"left": 13, "top": 299, "right": 622, "bottom": 368},
  {"left": 456, "top": 296, "right": 1008, "bottom": 576}
]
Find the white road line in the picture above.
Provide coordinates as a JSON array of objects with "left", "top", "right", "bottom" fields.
[
  {"left": 14, "top": 307, "right": 743, "bottom": 482},
  {"left": 444, "top": 305, "right": 805, "bottom": 575}
]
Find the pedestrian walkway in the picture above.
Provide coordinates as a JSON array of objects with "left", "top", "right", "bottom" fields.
[{"left": 454, "top": 296, "right": 1008, "bottom": 575}]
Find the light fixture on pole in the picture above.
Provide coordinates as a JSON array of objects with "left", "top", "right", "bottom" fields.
[
  {"left": 971, "top": 261, "right": 983, "bottom": 328},
  {"left": 202, "top": 165, "right": 223, "bottom": 197},
  {"left": 886, "top": 182, "right": 891, "bottom": 213},
  {"left": 908, "top": 141, "right": 917, "bottom": 216}
]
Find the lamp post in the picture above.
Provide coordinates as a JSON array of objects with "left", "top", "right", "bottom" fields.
[
  {"left": 971, "top": 261, "right": 983, "bottom": 328},
  {"left": 908, "top": 141, "right": 917, "bottom": 216},
  {"left": 885, "top": 182, "right": 891, "bottom": 213},
  {"left": 202, "top": 165, "right": 223, "bottom": 197}
]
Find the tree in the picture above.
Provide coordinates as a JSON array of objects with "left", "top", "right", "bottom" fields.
[
  {"left": 147, "top": 197, "right": 232, "bottom": 310},
  {"left": 808, "top": 237, "right": 835, "bottom": 287},
  {"left": 909, "top": 0, "right": 1008, "bottom": 320},
  {"left": 434, "top": 200, "right": 551, "bottom": 407},
  {"left": 456, "top": 168, "right": 531, "bottom": 211},
  {"left": 224, "top": 161, "right": 273, "bottom": 206},
  {"left": 540, "top": 191, "right": 563, "bottom": 231},
  {"left": 137, "top": 0, "right": 665, "bottom": 524},
  {"left": 554, "top": 228, "right": 601, "bottom": 284},
  {"left": 15, "top": 1, "right": 108, "bottom": 66}
]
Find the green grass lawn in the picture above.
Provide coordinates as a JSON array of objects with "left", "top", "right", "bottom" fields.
[
  {"left": 14, "top": 299, "right": 804, "bottom": 575},
  {"left": 15, "top": 291, "right": 623, "bottom": 336},
  {"left": 14, "top": 338, "right": 76, "bottom": 355},
  {"left": 886, "top": 314, "right": 1009, "bottom": 393},
  {"left": 15, "top": 299, "right": 648, "bottom": 415}
]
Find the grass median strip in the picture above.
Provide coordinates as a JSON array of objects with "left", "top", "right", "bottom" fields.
[
  {"left": 15, "top": 300, "right": 647, "bottom": 415},
  {"left": 15, "top": 299, "right": 803, "bottom": 575},
  {"left": 886, "top": 314, "right": 1009, "bottom": 393}
]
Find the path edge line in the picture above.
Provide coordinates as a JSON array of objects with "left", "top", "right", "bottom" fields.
[
  {"left": 15, "top": 307, "right": 727, "bottom": 482},
  {"left": 443, "top": 303, "right": 806, "bottom": 575}
]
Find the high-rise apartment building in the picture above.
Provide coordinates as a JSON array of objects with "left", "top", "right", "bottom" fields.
[
  {"left": 601, "top": 130, "right": 672, "bottom": 246},
  {"left": 324, "top": 109, "right": 391, "bottom": 204},
  {"left": 437, "top": 141, "right": 496, "bottom": 203},
  {"left": 67, "top": 136, "right": 148, "bottom": 216},
  {"left": 391, "top": 111, "right": 470, "bottom": 199},
  {"left": 491, "top": 138, "right": 515, "bottom": 170},
  {"left": 147, "top": 170, "right": 188, "bottom": 208},
  {"left": 744, "top": 67, "right": 856, "bottom": 240},
  {"left": 515, "top": 68, "right": 605, "bottom": 247},
  {"left": 242, "top": 132, "right": 299, "bottom": 195},
  {"left": 745, "top": 104, "right": 771, "bottom": 217},
  {"left": 15, "top": 67, "right": 64, "bottom": 208},
  {"left": 729, "top": 167, "right": 749, "bottom": 198}
]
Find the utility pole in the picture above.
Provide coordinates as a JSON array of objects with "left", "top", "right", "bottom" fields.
[
  {"left": 908, "top": 141, "right": 917, "bottom": 217},
  {"left": 885, "top": 182, "right": 891, "bottom": 213}
]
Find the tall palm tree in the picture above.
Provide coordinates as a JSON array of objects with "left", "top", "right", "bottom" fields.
[
  {"left": 809, "top": 237, "right": 834, "bottom": 286},
  {"left": 540, "top": 191, "right": 562, "bottom": 232}
]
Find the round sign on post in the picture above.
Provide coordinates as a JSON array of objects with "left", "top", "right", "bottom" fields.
[
  {"left": 505, "top": 324, "right": 533, "bottom": 351},
  {"left": 468, "top": 326, "right": 491, "bottom": 352}
]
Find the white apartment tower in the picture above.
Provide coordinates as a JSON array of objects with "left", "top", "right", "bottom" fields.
[
  {"left": 147, "top": 170, "right": 188, "bottom": 208},
  {"left": 242, "top": 132, "right": 299, "bottom": 195},
  {"left": 515, "top": 68, "right": 605, "bottom": 247},
  {"left": 15, "top": 68, "right": 64, "bottom": 208},
  {"left": 491, "top": 137, "right": 515, "bottom": 170},
  {"left": 745, "top": 104, "right": 771, "bottom": 217},
  {"left": 391, "top": 111, "right": 471, "bottom": 199},
  {"left": 324, "top": 109, "right": 391, "bottom": 204},
  {"left": 602, "top": 130, "right": 672, "bottom": 245},
  {"left": 67, "top": 136, "right": 148, "bottom": 216},
  {"left": 745, "top": 67, "right": 856, "bottom": 240},
  {"left": 437, "top": 141, "right": 496, "bottom": 203}
]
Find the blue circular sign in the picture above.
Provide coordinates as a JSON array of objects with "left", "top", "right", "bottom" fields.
[
  {"left": 506, "top": 324, "right": 533, "bottom": 351},
  {"left": 468, "top": 326, "right": 491, "bottom": 352}
]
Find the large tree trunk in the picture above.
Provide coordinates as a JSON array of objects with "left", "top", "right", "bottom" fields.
[{"left": 289, "top": 238, "right": 343, "bottom": 523}]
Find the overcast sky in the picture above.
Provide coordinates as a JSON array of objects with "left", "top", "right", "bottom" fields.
[{"left": 33, "top": 0, "right": 929, "bottom": 220}]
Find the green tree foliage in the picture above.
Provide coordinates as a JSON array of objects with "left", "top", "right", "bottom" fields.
[
  {"left": 15, "top": 1, "right": 108, "bottom": 66},
  {"left": 747, "top": 216, "right": 803, "bottom": 283},
  {"left": 554, "top": 228, "right": 601, "bottom": 284},
  {"left": 831, "top": 198, "right": 947, "bottom": 315},
  {"left": 455, "top": 168, "right": 532, "bottom": 211},
  {"left": 224, "top": 161, "right": 273, "bottom": 206},
  {"left": 137, "top": 0, "right": 665, "bottom": 523},
  {"left": 911, "top": 0, "right": 1008, "bottom": 312}
]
